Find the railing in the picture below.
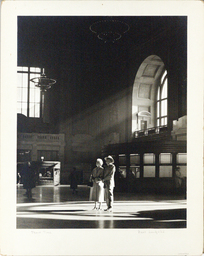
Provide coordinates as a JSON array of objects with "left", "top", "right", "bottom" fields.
[
  {"left": 37, "top": 135, "right": 60, "bottom": 140},
  {"left": 133, "top": 125, "right": 168, "bottom": 139}
]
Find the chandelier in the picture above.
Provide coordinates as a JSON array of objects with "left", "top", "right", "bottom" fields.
[
  {"left": 89, "top": 19, "right": 130, "bottom": 43},
  {"left": 30, "top": 68, "right": 56, "bottom": 92}
]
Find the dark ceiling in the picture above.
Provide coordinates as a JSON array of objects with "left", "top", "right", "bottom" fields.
[
  {"left": 17, "top": 16, "right": 187, "bottom": 118},
  {"left": 18, "top": 16, "right": 187, "bottom": 68}
]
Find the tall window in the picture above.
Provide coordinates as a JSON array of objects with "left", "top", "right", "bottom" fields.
[
  {"left": 156, "top": 70, "right": 168, "bottom": 126},
  {"left": 17, "top": 67, "right": 42, "bottom": 118}
]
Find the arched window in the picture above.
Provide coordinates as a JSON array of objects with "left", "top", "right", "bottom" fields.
[
  {"left": 156, "top": 70, "right": 168, "bottom": 126},
  {"left": 132, "top": 55, "right": 167, "bottom": 134}
]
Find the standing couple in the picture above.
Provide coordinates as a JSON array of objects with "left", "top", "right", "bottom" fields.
[{"left": 89, "top": 155, "right": 115, "bottom": 212}]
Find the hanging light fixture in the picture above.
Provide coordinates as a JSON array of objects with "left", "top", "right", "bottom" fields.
[
  {"left": 30, "top": 68, "right": 56, "bottom": 120},
  {"left": 30, "top": 68, "right": 56, "bottom": 92},
  {"left": 89, "top": 18, "right": 130, "bottom": 43}
]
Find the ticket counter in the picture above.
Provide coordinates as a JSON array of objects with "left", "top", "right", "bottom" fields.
[{"left": 38, "top": 161, "right": 61, "bottom": 186}]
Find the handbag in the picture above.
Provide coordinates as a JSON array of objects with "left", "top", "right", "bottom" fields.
[{"left": 87, "top": 181, "right": 93, "bottom": 187}]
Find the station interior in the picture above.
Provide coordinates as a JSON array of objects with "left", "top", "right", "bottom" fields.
[{"left": 16, "top": 16, "right": 187, "bottom": 229}]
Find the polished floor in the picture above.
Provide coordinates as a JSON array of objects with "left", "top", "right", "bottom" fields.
[{"left": 17, "top": 185, "right": 187, "bottom": 229}]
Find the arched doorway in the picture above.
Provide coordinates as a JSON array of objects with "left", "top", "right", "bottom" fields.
[{"left": 132, "top": 55, "right": 167, "bottom": 134}]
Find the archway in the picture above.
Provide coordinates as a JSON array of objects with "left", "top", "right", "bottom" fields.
[{"left": 132, "top": 55, "right": 167, "bottom": 133}]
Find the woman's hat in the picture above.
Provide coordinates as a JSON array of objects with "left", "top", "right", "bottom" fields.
[{"left": 105, "top": 155, "right": 114, "bottom": 163}]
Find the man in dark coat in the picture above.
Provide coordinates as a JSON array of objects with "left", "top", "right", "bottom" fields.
[
  {"left": 22, "top": 161, "right": 36, "bottom": 199},
  {"left": 103, "top": 155, "right": 116, "bottom": 212}
]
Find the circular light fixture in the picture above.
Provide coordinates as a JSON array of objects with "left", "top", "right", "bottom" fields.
[
  {"left": 90, "top": 19, "right": 130, "bottom": 43},
  {"left": 30, "top": 69, "right": 56, "bottom": 92}
]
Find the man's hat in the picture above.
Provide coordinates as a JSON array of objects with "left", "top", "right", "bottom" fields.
[{"left": 105, "top": 155, "right": 114, "bottom": 163}]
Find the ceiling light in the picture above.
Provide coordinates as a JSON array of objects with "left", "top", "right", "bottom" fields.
[
  {"left": 89, "top": 19, "right": 130, "bottom": 43},
  {"left": 30, "top": 69, "right": 56, "bottom": 92}
]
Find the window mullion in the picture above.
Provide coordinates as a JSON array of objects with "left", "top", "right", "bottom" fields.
[
  {"left": 27, "top": 67, "right": 30, "bottom": 117},
  {"left": 159, "top": 85, "right": 161, "bottom": 126},
  {"left": 40, "top": 68, "right": 43, "bottom": 118},
  {"left": 21, "top": 74, "right": 23, "bottom": 114},
  {"left": 156, "top": 71, "right": 168, "bottom": 127}
]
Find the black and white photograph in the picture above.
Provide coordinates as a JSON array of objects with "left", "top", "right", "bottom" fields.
[
  {"left": 16, "top": 15, "right": 187, "bottom": 229},
  {"left": 0, "top": 1, "right": 203, "bottom": 255}
]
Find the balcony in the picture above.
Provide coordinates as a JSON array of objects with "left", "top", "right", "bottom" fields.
[
  {"left": 17, "top": 133, "right": 65, "bottom": 145},
  {"left": 17, "top": 133, "right": 66, "bottom": 162}
]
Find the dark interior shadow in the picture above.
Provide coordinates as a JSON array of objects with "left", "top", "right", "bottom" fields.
[{"left": 134, "top": 208, "right": 186, "bottom": 220}]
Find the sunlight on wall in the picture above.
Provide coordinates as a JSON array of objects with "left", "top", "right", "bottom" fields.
[{"left": 132, "top": 105, "right": 138, "bottom": 132}]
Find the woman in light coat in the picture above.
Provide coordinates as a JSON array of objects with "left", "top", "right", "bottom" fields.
[{"left": 89, "top": 158, "right": 104, "bottom": 210}]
